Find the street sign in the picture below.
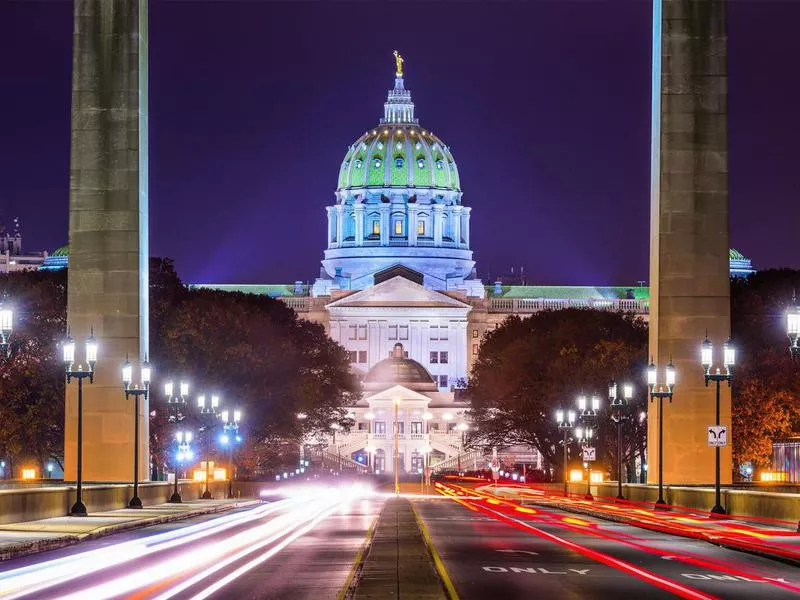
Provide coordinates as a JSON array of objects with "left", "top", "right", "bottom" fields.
[
  {"left": 707, "top": 425, "right": 728, "bottom": 447},
  {"left": 582, "top": 447, "right": 596, "bottom": 462}
]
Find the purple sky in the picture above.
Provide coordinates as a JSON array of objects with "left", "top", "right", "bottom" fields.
[{"left": 2, "top": 1, "right": 798, "bottom": 286}]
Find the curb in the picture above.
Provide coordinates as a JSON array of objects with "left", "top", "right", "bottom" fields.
[
  {"left": 0, "top": 499, "right": 260, "bottom": 563},
  {"left": 411, "top": 502, "right": 460, "bottom": 600},
  {"left": 336, "top": 516, "right": 377, "bottom": 600},
  {"left": 520, "top": 497, "right": 800, "bottom": 569}
]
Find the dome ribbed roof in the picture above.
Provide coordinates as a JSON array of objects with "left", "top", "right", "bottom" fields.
[
  {"left": 363, "top": 343, "right": 437, "bottom": 386},
  {"left": 337, "top": 71, "right": 460, "bottom": 192}
]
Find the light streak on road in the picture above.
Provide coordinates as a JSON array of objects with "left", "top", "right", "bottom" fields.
[{"left": 0, "top": 483, "right": 375, "bottom": 599}]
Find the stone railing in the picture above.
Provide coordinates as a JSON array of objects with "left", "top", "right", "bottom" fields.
[{"left": 487, "top": 297, "right": 649, "bottom": 315}]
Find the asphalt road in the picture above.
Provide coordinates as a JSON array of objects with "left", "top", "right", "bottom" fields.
[
  {"left": 0, "top": 486, "right": 382, "bottom": 600},
  {"left": 414, "top": 497, "right": 800, "bottom": 600}
]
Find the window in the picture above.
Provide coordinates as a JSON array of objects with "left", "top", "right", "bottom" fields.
[
  {"left": 440, "top": 326, "right": 449, "bottom": 340},
  {"left": 417, "top": 158, "right": 425, "bottom": 169},
  {"left": 358, "top": 350, "right": 367, "bottom": 364},
  {"left": 394, "top": 220, "right": 403, "bottom": 235},
  {"left": 439, "top": 351, "right": 448, "bottom": 364},
  {"left": 372, "top": 220, "right": 380, "bottom": 235},
  {"left": 354, "top": 159, "right": 363, "bottom": 169},
  {"left": 348, "top": 351, "right": 358, "bottom": 363},
  {"left": 472, "top": 343, "right": 479, "bottom": 355},
  {"left": 439, "top": 375, "right": 449, "bottom": 389},
  {"left": 472, "top": 329, "right": 479, "bottom": 338},
  {"left": 417, "top": 220, "right": 425, "bottom": 235},
  {"left": 388, "top": 325, "right": 398, "bottom": 340},
  {"left": 430, "top": 325, "right": 438, "bottom": 341},
  {"left": 399, "top": 325, "right": 409, "bottom": 340},
  {"left": 430, "top": 351, "right": 438, "bottom": 364},
  {"left": 436, "top": 159, "right": 444, "bottom": 170},
  {"left": 348, "top": 325, "right": 358, "bottom": 340},
  {"left": 411, "top": 421, "right": 423, "bottom": 435},
  {"left": 358, "top": 422, "right": 368, "bottom": 431},
  {"left": 373, "top": 158, "right": 382, "bottom": 168},
  {"left": 394, "top": 421, "right": 405, "bottom": 434},
  {"left": 358, "top": 325, "right": 367, "bottom": 340},
  {"left": 395, "top": 157, "right": 404, "bottom": 168},
  {"left": 374, "top": 421, "right": 386, "bottom": 434}
]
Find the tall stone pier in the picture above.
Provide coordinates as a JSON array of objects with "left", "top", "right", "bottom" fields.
[
  {"left": 648, "top": 0, "right": 731, "bottom": 485},
  {"left": 65, "top": 0, "right": 149, "bottom": 482}
]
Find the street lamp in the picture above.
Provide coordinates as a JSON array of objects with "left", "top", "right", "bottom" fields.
[
  {"left": 198, "top": 394, "right": 220, "bottom": 499},
  {"left": 609, "top": 380, "right": 633, "bottom": 501},
  {"left": 574, "top": 426, "right": 594, "bottom": 500},
  {"left": 220, "top": 409, "right": 242, "bottom": 499},
  {"left": 647, "top": 358, "right": 676, "bottom": 510},
  {"left": 577, "top": 393, "right": 601, "bottom": 418},
  {"left": 63, "top": 329, "right": 98, "bottom": 516},
  {"left": 122, "top": 357, "right": 151, "bottom": 509},
  {"left": 0, "top": 295, "right": 13, "bottom": 357},
  {"left": 555, "top": 409, "right": 576, "bottom": 497},
  {"left": 700, "top": 335, "right": 734, "bottom": 515},
  {"left": 788, "top": 295, "right": 800, "bottom": 358},
  {"left": 172, "top": 430, "right": 194, "bottom": 503}
]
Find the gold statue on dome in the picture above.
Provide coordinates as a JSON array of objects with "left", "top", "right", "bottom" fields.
[{"left": 393, "top": 50, "right": 404, "bottom": 77}]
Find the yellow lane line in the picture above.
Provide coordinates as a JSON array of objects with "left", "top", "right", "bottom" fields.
[
  {"left": 335, "top": 515, "right": 377, "bottom": 600},
  {"left": 412, "top": 502, "right": 460, "bottom": 600}
]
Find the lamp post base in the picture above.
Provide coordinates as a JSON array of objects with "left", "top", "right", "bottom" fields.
[
  {"left": 654, "top": 498, "right": 670, "bottom": 511},
  {"left": 710, "top": 504, "right": 726, "bottom": 516},
  {"left": 616, "top": 494, "right": 625, "bottom": 502},
  {"left": 584, "top": 493, "right": 593, "bottom": 501},
  {"left": 70, "top": 501, "right": 88, "bottom": 516},
  {"left": 169, "top": 492, "right": 182, "bottom": 504},
  {"left": 128, "top": 496, "right": 143, "bottom": 509},
  {"left": 201, "top": 490, "right": 212, "bottom": 500}
]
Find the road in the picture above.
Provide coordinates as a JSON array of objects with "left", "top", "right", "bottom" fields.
[
  {"left": 415, "top": 487, "right": 800, "bottom": 600},
  {"left": 0, "top": 483, "right": 381, "bottom": 600}
]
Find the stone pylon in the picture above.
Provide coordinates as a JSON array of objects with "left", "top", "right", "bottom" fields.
[
  {"left": 65, "top": 0, "right": 149, "bottom": 482},
  {"left": 648, "top": 0, "right": 731, "bottom": 485}
]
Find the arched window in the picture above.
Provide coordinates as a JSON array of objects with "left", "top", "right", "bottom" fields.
[{"left": 372, "top": 220, "right": 380, "bottom": 235}]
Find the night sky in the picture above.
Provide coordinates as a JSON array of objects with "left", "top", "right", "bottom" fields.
[{"left": 2, "top": 1, "right": 798, "bottom": 286}]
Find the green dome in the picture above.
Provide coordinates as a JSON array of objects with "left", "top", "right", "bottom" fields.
[
  {"left": 51, "top": 245, "right": 69, "bottom": 257},
  {"left": 338, "top": 125, "right": 460, "bottom": 192}
]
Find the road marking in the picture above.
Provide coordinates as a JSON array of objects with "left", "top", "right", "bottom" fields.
[
  {"left": 412, "top": 504, "right": 460, "bottom": 600},
  {"left": 497, "top": 549, "right": 539, "bottom": 556},
  {"left": 682, "top": 573, "right": 795, "bottom": 584},
  {"left": 481, "top": 566, "right": 591, "bottom": 575}
]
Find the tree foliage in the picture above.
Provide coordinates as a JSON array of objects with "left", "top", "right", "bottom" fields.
[
  {"left": 731, "top": 269, "right": 800, "bottom": 471},
  {"left": 467, "top": 310, "right": 648, "bottom": 479},
  {"left": 0, "top": 270, "right": 67, "bottom": 475},
  {"left": 148, "top": 259, "right": 359, "bottom": 478}
]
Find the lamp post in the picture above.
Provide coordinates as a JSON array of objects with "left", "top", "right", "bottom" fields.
[
  {"left": 330, "top": 422, "right": 342, "bottom": 475},
  {"left": 575, "top": 425, "right": 594, "bottom": 500},
  {"left": 0, "top": 295, "right": 13, "bottom": 358},
  {"left": 122, "top": 357, "right": 151, "bottom": 509},
  {"left": 576, "top": 393, "right": 600, "bottom": 501},
  {"left": 609, "top": 380, "right": 633, "bottom": 501},
  {"left": 647, "top": 359, "right": 676, "bottom": 510},
  {"left": 173, "top": 430, "right": 194, "bottom": 503},
  {"left": 701, "top": 336, "right": 734, "bottom": 515},
  {"left": 555, "top": 409, "right": 575, "bottom": 497},
  {"left": 164, "top": 380, "right": 189, "bottom": 502},
  {"left": 393, "top": 398, "right": 400, "bottom": 495},
  {"left": 456, "top": 422, "right": 469, "bottom": 474},
  {"left": 62, "top": 330, "right": 98, "bottom": 516},
  {"left": 198, "top": 394, "right": 220, "bottom": 499},
  {"left": 788, "top": 295, "right": 800, "bottom": 358},
  {"left": 220, "top": 409, "right": 241, "bottom": 499}
]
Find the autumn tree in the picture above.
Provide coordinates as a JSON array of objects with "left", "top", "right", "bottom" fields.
[
  {"left": 467, "top": 310, "right": 648, "bottom": 480},
  {"left": 730, "top": 269, "right": 800, "bottom": 474},
  {"left": 0, "top": 270, "right": 67, "bottom": 475}
]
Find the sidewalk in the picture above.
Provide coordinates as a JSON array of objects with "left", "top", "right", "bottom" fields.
[
  {"left": 485, "top": 484, "right": 800, "bottom": 567},
  {"left": 0, "top": 498, "right": 258, "bottom": 562},
  {"left": 348, "top": 497, "right": 449, "bottom": 600}
]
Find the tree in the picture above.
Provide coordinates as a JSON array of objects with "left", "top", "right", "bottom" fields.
[
  {"left": 148, "top": 259, "right": 359, "bottom": 478},
  {"left": 467, "top": 310, "right": 648, "bottom": 480},
  {"left": 0, "top": 270, "right": 67, "bottom": 476},
  {"left": 730, "top": 269, "right": 800, "bottom": 474}
]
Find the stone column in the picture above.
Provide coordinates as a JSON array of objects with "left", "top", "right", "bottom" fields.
[
  {"left": 354, "top": 203, "right": 365, "bottom": 247},
  {"left": 326, "top": 206, "right": 335, "bottom": 247},
  {"left": 433, "top": 204, "right": 444, "bottom": 247},
  {"left": 453, "top": 206, "right": 463, "bottom": 247},
  {"left": 66, "top": 0, "right": 149, "bottom": 482},
  {"left": 408, "top": 204, "right": 418, "bottom": 246},
  {"left": 463, "top": 207, "right": 471, "bottom": 248},
  {"left": 648, "top": 0, "right": 731, "bottom": 485},
  {"left": 335, "top": 205, "right": 344, "bottom": 246},
  {"left": 379, "top": 205, "right": 390, "bottom": 246}
]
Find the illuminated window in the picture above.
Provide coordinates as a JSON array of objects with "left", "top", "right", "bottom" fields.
[
  {"left": 394, "top": 221, "right": 403, "bottom": 235},
  {"left": 354, "top": 159, "right": 363, "bottom": 169},
  {"left": 417, "top": 158, "right": 425, "bottom": 169},
  {"left": 440, "top": 351, "right": 448, "bottom": 364},
  {"left": 436, "top": 159, "right": 444, "bottom": 170},
  {"left": 373, "top": 158, "right": 382, "bottom": 169},
  {"left": 430, "top": 351, "right": 438, "bottom": 364},
  {"left": 417, "top": 221, "right": 425, "bottom": 235},
  {"left": 372, "top": 220, "right": 380, "bottom": 235},
  {"left": 472, "top": 329, "right": 479, "bottom": 338},
  {"left": 472, "top": 343, "right": 478, "bottom": 355},
  {"left": 439, "top": 375, "right": 448, "bottom": 388},
  {"left": 395, "top": 157, "right": 404, "bottom": 168}
]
